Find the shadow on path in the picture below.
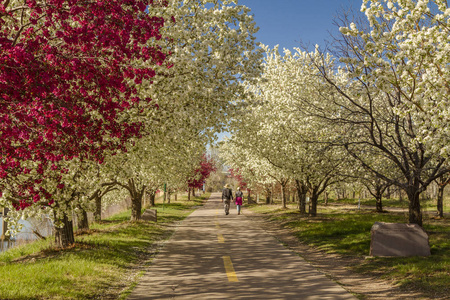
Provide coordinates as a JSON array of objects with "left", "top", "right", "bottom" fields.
[{"left": 128, "top": 193, "right": 356, "bottom": 299}]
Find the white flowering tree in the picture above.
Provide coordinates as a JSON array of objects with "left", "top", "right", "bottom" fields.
[
  {"left": 344, "top": 151, "right": 399, "bottom": 212},
  {"left": 98, "top": 127, "right": 206, "bottom": 221},
  {"left": 306, "top": 0, "right": 450, "bottom": 226},
  {"left": 219, "top": 137, "right": 278, "bottom": 199},
  {"left": 140, "top": 0, "right": 262, "bottom": 142},
  {"left": 77, "top": 0, "right": 263, "bottom": 223},
  {"left": 259, "top": 46, "right": 349, "bottom": 214},
  {"left": 353, "top": 0, "right": 450, "bottom": 157},
  {"left": 434, "top": 166, "right": 450, "bottom": 218},
  {"left": 1, "top": 0, "right": 262, "bottom": 247},
  {"left": 220, "top": 45, "right": 348, "bottom": 214}
]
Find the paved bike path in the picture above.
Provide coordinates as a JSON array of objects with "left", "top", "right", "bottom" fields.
[{"left": 128, "top": 193, "right": 356, "bottom": 299}]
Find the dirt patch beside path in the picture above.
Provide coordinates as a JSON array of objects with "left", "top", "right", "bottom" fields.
[{"left": 244, "top": 209, "right": 432, "bottom": 300}]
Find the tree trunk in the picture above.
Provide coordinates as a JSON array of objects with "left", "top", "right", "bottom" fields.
[
  {"left": 324, "top": 192, "right": 329, "bottom": 206},
  {"left": 149, "top": 191, "right": 156, "bottom": 207},
  {"left": 142, "top": 191, "right": 148, "bottom": 208},
  {"left": 93, "top": 185, "right": 115, "bottom": 222},
  {"left": 175, "top": 193, "right": 178, "bottom": 201},
  {"left": 280, "top": 182, "right": 287, "bottom": 208},
  {"left": 435, "top": 176, "right": 449, "bottom": 218},
  {"left": 167, "top": 191, "right": 171, "bottom": 204},
  {"left": 271, "top": 183, "right": 275, "bottom": 204},
  {"left": 130, "top": 194, "right": 143, "bottom": 221},
  {"left": 335, "top": 188, "right": 341, "bottom": 200},
  {"left": 1, "top": 207, "right": 9, "bottom": 240},
  {"left": 299, "top": 190, "right": 307, "bottom": 214},
  {"left": 192, "top": 188, "right": 196, "bottom": 197},
  {"left": 129, "top": 179, "right": 145, "bottom": 221},
  {"left": 77, "top": 206, "right": 89, "bottom": 231},
  {"left": 386, "top": 186, "right": 391, "bottom": 199},
  {"left": 295, "top": 180, "right": 307, "bottom": 214},
  {"left": 432, "top": 182, "right": 438, "bottom": 200},
  {"left": 375, "top": 193, "right": 383, "bottom": 213},
  {"left": 188, "top": 188, "right": 191, "bottom": 201},
  {"left": 437, "top": 184, "right": 445, "bottom": 218},
  {"left": 265, "top": 186, "right": 271, "bottom": 204},
  {"left": 94, "top": 194, "right": 102, "bottom": 222},
  {"left": 54, "top": 212, "right": 74, "bottom": 248},
  {"left": 406, "top": 185, "right": 423, "bottom": 226},
  {"left": 247, "top": 189, "right": 251, "bottom": 203},
  {"left": 310, "top": 191, "right": 318, "bottom": 217}
]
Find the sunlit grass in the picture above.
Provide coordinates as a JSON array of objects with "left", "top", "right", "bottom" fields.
[
  {"left": 248, "top": 201, "right": 450, "bottom": 297},
  {"left": 321, "top": 195, "right": 450, "bottom": 213},
  {"left": 0, "top": 193, "right": 209, "bottom": 299}
]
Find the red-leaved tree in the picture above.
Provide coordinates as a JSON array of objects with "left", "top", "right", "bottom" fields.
[
  {"left": 229, "top": 168, "right": 252, "bottom": 200},
  {"left": 187, "top": 154, "right": 216, "bottom": 198},
  {"left": 229, "top": 168, "right": 248, "bottom": 190},
  {"left": 0, "top": 0, "right": 168, "bottom": 246}
]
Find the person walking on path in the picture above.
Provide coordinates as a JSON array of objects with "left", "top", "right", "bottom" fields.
[
  {"left": 222, "top": 184, "right": 233, "bottom": 215},
  {"left": 235, "top": 187, "right": 243, "bottom": 215}
]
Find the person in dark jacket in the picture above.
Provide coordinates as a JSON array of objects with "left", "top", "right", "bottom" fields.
[{"left": 221, "top": 184, "right": 233, "bottom": 215}]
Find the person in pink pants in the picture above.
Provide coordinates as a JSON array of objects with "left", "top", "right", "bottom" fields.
[{"left": 235, "top": 187, "right": 243, "bottom": 215}]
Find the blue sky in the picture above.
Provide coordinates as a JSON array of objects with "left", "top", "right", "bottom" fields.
[
  {"left": 216, "top": 0, "right": 364, "bottom": 142},
  {"left": 239, "top": 0, "right": 365, "bottom": 51}
]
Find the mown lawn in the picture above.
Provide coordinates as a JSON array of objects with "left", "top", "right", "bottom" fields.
[
  {"left": 249, "top": 201, "right": 450, "bottom": 298},
  {"left": 0, "top": 193, "right": 210, "bottom": 300},
  {"left": 321, "top": 196, "right": 450, "bottom": 213}
]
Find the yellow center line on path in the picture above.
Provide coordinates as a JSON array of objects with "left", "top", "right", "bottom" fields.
[
  {"left": 217, "top": 233, "right": 225, "bottom": 243},
  {"left": 215, "top": 221, "right": 220, "bottom": 228},
  {"left": 222, "top": 256, "right": 239, "bottom": 282}
]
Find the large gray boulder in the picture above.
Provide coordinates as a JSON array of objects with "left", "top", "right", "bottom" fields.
[{"left": 370, "top": 222, "right": 431, "bottom": 257}]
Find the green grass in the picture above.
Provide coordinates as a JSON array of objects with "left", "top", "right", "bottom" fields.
[
  {"left": 321, "top": 197, "right": 409, "bottom": 208},
  {"left": 248, "top": 201, "right": 450, "bottom": 298},
  {"left": 355, "top": 217, "right": 450, "bottom": 297},
  {"left": 0, "top": 192, "right": 210, "bottom": 299},
  {"left": 321, "top": 196, "right": 450, "bottom": 212}
]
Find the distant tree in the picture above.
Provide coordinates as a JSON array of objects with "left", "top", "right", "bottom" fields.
[
  {"left": 187, "top": 154, "right": 217, "bottom": 198},
  {"left": 435, "top": 174, "right": 449, "bottom": 218},
  {"left": 229, "top": 169, "right": 248, "bottom": 190}
]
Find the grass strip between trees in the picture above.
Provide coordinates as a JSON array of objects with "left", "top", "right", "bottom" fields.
[
  {"left": 0, "top": 193, "right": 210, "bottom": 300},
  {"left": 249, "top": 201, "right": 450, "bottom": 298},
  {"left": 324, "top": 197, "right": 450, "bottom": 213}
]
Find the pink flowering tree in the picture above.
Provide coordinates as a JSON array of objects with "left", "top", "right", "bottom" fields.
[{"left": 0, "top": 0, "right": 168, "bottom": 247}]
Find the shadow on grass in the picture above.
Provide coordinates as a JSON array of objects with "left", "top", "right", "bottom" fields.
[
  {"left": 250, "top": 203, "right": 450, "bottom": 298},
  {"left": 0, "top": 194, "right": 210, "bottom": 299}
]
